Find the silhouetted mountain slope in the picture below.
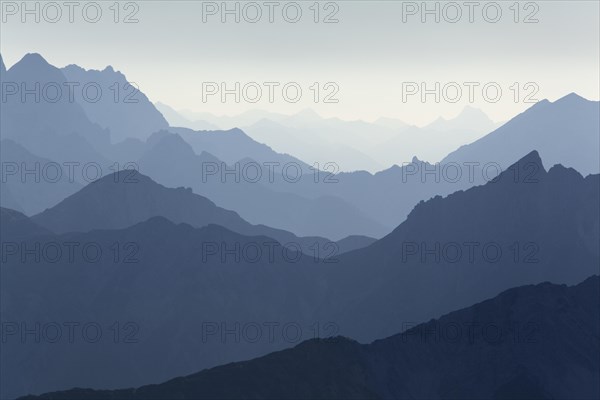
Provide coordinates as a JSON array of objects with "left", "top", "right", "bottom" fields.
[
  {"left": 137, "top": 132, "right": 389, "bottom": 239},
  {"left": 1, "top": 217, "right": 331, "bottom": 399},
  {"left": 62, "top": 64, "right": 168, "bottom": 143},
  {"left": 328, "top": 150, "right": 599, "bottom": 340},
  {"left": 0, "top": 207, "right": 52, "bottom": 240},
  {"left": 364, "top": 275, "right": 600, "bottom": 400},
  {"left": 31, "top": 170, "right": 368, "bottom": 255},
  {"left": 20, "top": 276, "right": 600, "bottom": 400},
  {"left": 0, "top": 139, "right": 82, "bottom": 215},
  {"left": 5, "top": 53, "right": 596, "bottom": 241},
  {"left": 442, "top": 93, "right": 600, "bottom": 175},
  {"left": 3, "top": 152, "right": 597, "bottom": 399},
  {"left": 31, "top": 171, "right": 242, "bottom": 234},
  {"left": 170, "top": 126, "right": 311, "bottom": 169},
  {"left": 0, "top": 53, "right": 111, "bottom": 163},
  {"left": 231, "top": 94, "right": 600, "bottom": 232}
]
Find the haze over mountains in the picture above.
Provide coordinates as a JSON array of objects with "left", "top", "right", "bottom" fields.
[
  {"left": 2, "top": 151, "right": 598, "bottom": 399},
  {"left": 0, "top": 139, "right": 82, "bottom": 215},
  {"left": 2, "top": 53, "right": 599, "bottom": 238},
  {"left": 157, "top": 102, "right": 502, "bottom": 172},
  {"left": 61, "top": 64, "right": 169, "bottom": 143},
  {"left": 0, "top": 53, "right": 111, "bottom": 166},
  {"left": 1, "top": 52, "right": 599, "bottom": 399},
  {"left": 443, "top": 93, "right": 600, "bottom": 176},
  {"left": 21, "top": 276, "right": 599, "bottom": 400},
  {"left": 136, "top": 131, "right": 388, "bottom": 239},
  {"left": 31, "top": 170, "right": 374, "bottom": 255}
]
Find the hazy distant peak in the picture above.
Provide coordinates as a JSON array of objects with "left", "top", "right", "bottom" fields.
[
  {"left": 459, "top": 104, "right": 485, "bottom": 113},
  {"left": 372, "top": 117, "right": 411, "bottom": 130},
  {"left": 455, "top": 105, "right": 493, "bottom": 121},
  {"left": 424, "top": 105, "right": 496, "bottom": 134},
  {"left": 430, "top": 105, "right": 489, "bottom": 124},
  {"left": 294, "top": 108, "right": 322, "bottom": 119},
  {"left": 17, "top": 52, "right": 50, "bottom": 68},
  {"left": 8, "top": 53, "right": 59, "bottom": 77},
  {"left": 554, "top": 92, "right": 591, "bottom": 105}
]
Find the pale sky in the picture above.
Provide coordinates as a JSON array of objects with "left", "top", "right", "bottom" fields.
[{"left": 1, "top": 0, "right": 599, "bottom": 125}]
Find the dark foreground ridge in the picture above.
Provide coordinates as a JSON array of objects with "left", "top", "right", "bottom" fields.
[{"left": 20, "top": 275, "right": 600, "bottom": 400}]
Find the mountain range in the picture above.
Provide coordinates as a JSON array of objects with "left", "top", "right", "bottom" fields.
[
  {"left": 18, "top": 276, "right": 600, "bottom": 399},
  {"left": 442, "top": 93, "right": 600, "bottom": 176},
  {"left": 2, "top": 53, "right": 599, "bottom": 241},
  {"left": 31, "top": 170, "right": 375, "bottom": 255},
  {"left": 61, "top": 64, "right": 169, "bottom": 143},
  {"left": 2, "top": 151, "right": 597, "bottom": 399},
  {"left": 158, "top": 103, "right": 502, "bottom": 172},
  {"left": 1, "top": 51, "right": 599, "bottom": 400}
]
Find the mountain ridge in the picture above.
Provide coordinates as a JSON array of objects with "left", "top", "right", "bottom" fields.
[{"left": 19, "top": 275, "right": 599, "bottom": 400}]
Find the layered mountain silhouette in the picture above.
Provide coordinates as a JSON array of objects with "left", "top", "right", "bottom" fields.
[
  {"left": 2, "top": 53, "right": 391, "bottom": 238},
  {"left": 371, "top": 106, "right": 501, "bottom": 167},
  {"left": 3, "top": 151, "right": 597, "bottom": 399},
  {"left": 242, "top": 117, "right": 387, "bottom": 172},
  {"left": 0, "top": 53, "right": 111, "bottom": 164},
  {"left": 3, "top": 52, "right": 598, "bottom": 240},
  {"left": 136, "top": 131, "right": 388, "bottom": 239},
  {"left": 0, "top": 207, "right": 51, "bottom": 240},
  {"left": 224, "top": 93, "right": 600, "bottom": 232},
  {"left": 442, "top": 93, "right": 600, "bottom": 175},
  {"left": 327, "top": 150, "right": 599, "bottom": 341},
  {"left": 154, "top": 105, "right": 290, "bottom": 131},
  {"left": 425, "top": 105, "right": 501, "bottom": 133},
  {"left": 61, "top": 64, "right": 169, "bottom": 143},
  {"left": 1, "top": 216, "right": 329, "bottom": 399},
  {"left": 31, "top": 170, "right": 372, "bottom": 254},
  {"left": 154, "top": 101, "right": 219, "bottom": 131},
  {"left": 0, "top": 139, "right": 82, "bottom": 215},
  {"left": 2, "top": 52, "right": 598, "bottom": 400},
  {"left": 161, "top": 103, "right": 500, "bottom": 171},
  {"left": 169, "top": 126, "right": 310, "bottom": 170},
  {"left": 19, "top": 276, "right": 600, "bottom": 400},
  {"left": 138, "top": 94, "right": 599, "bottom": 238}
]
